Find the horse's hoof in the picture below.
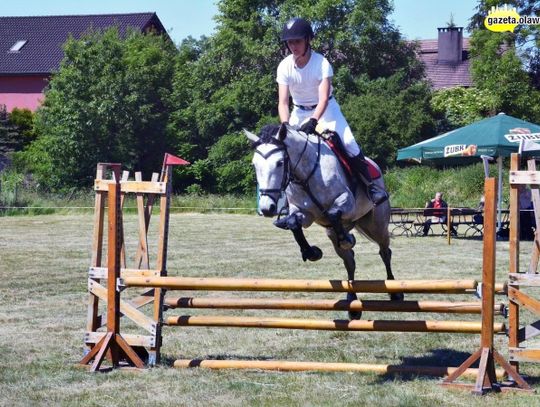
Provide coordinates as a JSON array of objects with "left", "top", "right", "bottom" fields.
[
  {"left": 348, "top": 310, "right": 362, "bottom": 320},
  {"left": 301, "top": 246, "right": 323, "bottom": 262},
  {"left": 273, "top": 217, "right": 290, "bottom": 230},
  {"left": 338, "top": 234, "right": 356, "bottom": 250},
  {"left": 390, "top": 292, "right": 404, "bottom": 301}
]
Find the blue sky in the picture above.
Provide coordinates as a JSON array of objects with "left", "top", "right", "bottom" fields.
[{"left": 2, "top": 0, "right": 478, "bottom": 44}]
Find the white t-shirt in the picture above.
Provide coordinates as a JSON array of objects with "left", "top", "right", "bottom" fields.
[{"left": 276, "top": 51, "right": 333, "bottom": 106}]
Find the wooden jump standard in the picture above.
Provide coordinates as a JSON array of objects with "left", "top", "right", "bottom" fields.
[
  {"left": 79, "top": 164, "right": 145, "bottom": 371},
  {"left": 81, "top": 155, "right": 188, "bottom": 368},
  {"left": 440, "top": 177, "right": 532, "bottom": 393},
  {"left": 508, "top": 153, "right": 540, "bottom": 371}
]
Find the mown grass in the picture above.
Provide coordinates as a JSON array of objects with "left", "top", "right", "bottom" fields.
[{"left": 0, "top": 213, "right": 539, "bottom": 406}]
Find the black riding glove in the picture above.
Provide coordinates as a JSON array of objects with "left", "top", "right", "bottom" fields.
[
  {"left": 299, "top": 118, "right": 318, "bottom": 135},
  {"left": 278, "top": 121, "right": 288, "bottom": 139}
]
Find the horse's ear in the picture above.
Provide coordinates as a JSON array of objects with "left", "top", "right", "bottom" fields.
[
  {"left": 277, "top": 123, "right": 288, "bottom": 141},
  {"left": 243, "top": 129, "right": 260, "bottom": 145}
]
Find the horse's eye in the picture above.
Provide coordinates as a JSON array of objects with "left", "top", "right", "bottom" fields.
[{"left": 276, "top": 161, "right": 284, "bottom": 168}]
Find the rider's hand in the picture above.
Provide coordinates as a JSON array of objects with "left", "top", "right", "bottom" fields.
[
  {"left": 278, "top": 122, "right": 288, "bottom": 139},
  {"left": 300, "top": 118, "right": 318, "bottom": 135}
]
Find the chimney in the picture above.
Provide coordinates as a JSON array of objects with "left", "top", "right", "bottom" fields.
[{"left": 437, "top": 27, "right": 463, "bottom": 64}]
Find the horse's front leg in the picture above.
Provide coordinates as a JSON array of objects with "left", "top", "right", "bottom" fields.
[
  {"left": 274, "top": 211, "right": 322, "bottom": 262},
  {"left": 326, "top": 192, "right": 356, "bottom": 250},
  {"left": 326, "top": 227, "right": 361, "bottom": 320}
]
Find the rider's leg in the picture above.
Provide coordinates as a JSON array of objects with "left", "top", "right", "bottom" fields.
[
  {"left": 318, "top": 100, "right": 387, "bottom": 205},
  {"left": 348, "top": 152, "right": 388, "bottom": 205}
]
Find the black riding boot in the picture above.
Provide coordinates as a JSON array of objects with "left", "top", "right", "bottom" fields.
[{"left": 349, "top": 154, "right": 388, "bottom": 205}]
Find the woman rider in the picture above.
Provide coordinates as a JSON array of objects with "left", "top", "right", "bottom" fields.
[{"left": 276, "top": 17, "right": 387, "bottom": 205}]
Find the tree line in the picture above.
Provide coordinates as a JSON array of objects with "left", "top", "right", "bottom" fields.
[{"left": 4, "top": 0, "right": 540, "bottom": 194}]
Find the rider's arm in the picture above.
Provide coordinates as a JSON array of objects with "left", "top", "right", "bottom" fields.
[
  {"left": 310, "top": 77, "right": 331, "bottom": 121},
  {"left": 278, "top": 84, "right": 290, "bottom": 124}
]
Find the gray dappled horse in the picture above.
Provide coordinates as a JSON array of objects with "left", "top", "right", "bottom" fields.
[{"left": 245, "top": 124, "right": 403, "bottom": 319}]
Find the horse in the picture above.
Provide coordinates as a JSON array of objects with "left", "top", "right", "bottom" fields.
[{"left": 244, "top": 124, "right": 403, "bottom": 319}]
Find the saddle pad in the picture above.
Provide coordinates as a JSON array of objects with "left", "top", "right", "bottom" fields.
[{"left": 324, "top": 138, "right": 382, "bottom": 180}]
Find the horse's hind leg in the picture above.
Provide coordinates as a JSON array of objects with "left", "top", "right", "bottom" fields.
[
  {"left": 356, "top": 215, "right": 404, "bottom": 301},
  {"left": 326, "top": 227, "right": 362, "bottom": 320},
  {"left": 379, "top": 246, "right": 403, "bottom": 301}
]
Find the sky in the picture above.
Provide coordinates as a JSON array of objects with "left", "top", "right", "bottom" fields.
[{"left": 2, "top": 0, "right": 479, "bottom": 44}]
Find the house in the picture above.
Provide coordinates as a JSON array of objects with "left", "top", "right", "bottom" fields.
[
  {"left": 417, "top": 27, "right": 473, "bottom": 89},
  {"left": 0, "top": 13, "right": 168, "bottom": 112}
]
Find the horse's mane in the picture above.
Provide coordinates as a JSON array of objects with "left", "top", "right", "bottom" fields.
[{"left": 258, "top": 124, "right": 280, "bottom": 144}]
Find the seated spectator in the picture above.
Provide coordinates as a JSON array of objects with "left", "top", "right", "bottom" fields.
[
  {"left": 423, "top": 192, "right": 458, "bottom": 236},
  {"left": 519, "top": 185, "right": 535, "bottom": 240},
  {"left": 473, "top": 195, "right": 485, "bottom": 225}
]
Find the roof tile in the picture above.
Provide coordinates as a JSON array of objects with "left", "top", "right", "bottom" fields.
[{"left": 0, "top": 13, "right": 166, "bottom": 74}]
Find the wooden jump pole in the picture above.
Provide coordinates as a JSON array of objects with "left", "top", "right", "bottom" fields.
[
  {"left": 165, "top": 297, "right": 505, "bottom": 314},
  {"left": 442, "top": 177, "right": 532, "bottom": 394},
  {"left": 124, "top": 277, "right": 479, "bottom": 293},
  {"left": 166, "top": 315, "right": 505, "bottom": 334},
  {"left": 173, "top": 359, "right": 504, "bottom": 379},
  {"left": 79, "top": 164, "right": 145, "bottom": 371}
]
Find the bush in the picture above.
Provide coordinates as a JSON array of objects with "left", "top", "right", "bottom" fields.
[
  {"left": 385, "top": 162, "right": 498, "bottom": 208},
  {"left": 18, "top": 28, "right": 178, "bottom": 192},
  {"left": 0, "top": 169, "right": 25, "bottom": 206}
]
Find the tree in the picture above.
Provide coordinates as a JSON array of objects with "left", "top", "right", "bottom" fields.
[
  {"left": 468, "top": 0, "right": 540, "bottom": 122},
  {"left": 342, "top": 72, "right": 436, "bottom": 168},
  {"left": 431, "top": 87, "right": 497, "bottom": 129},
  {"left": 18, "top": 28, "right": 177, "bottom": 191},
  {"left": 170, "top": 0, "right": 431, "bottom": 192}
]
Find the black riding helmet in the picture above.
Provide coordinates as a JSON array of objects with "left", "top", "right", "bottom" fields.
[{"left": 281, "top": 18, "right": 314, "bottom": 42}]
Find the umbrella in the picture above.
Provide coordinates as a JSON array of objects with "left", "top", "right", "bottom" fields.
[{"left": 397, "top": 113, "right": 540, "bottom": 227}]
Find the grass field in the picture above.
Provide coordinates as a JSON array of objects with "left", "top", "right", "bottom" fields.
[{"left": 1, "top": 213, "right": 540, "bottom": 406}]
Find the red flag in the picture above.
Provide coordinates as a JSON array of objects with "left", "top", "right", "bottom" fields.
[{"left": 164, "top": 153, "right": 190, "bottom": 166}]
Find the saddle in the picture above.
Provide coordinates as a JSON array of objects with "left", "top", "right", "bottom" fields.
[{"left": 320, "top": 131, "right": 382, "bottom": 180}]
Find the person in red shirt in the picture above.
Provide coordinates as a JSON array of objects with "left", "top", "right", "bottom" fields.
[{"left": 422, "top": 192, "right": 457, "bottom": 236}]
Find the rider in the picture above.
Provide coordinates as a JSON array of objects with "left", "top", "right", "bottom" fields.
[{"left": 276, "top": 17, "right": 387, "bottom": 205}]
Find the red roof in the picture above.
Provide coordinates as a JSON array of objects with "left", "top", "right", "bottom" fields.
[
  {"left": 415, "top": 37, "right": 472, "bottom": 89},
  {"left": 0, "top": 13, "right": 168, "bottom": 75}
]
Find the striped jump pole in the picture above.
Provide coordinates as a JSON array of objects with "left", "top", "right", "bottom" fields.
[
  {"left": 123, "top": 277, "right": 479, "bottom": 293},
  {"left": 166, "top": 315, "right": 505, "bottom": 334},
  {"left": 173, "top": 359, "right": 505, "bottom": 379},
  {"left": 165, "top": 297, "right": 506, "bottom": 315}
]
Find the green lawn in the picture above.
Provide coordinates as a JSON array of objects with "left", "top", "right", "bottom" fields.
[{"left": 0, "top": 213, "right": 539, "bottom": 406}]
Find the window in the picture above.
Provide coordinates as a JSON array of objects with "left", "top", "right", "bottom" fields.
[{"left": 9, "top": 40, "right": 27, "bottom": 52}]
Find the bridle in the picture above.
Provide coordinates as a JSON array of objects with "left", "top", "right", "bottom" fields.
[
  {"left": 254, "top": 138, "right": 290, "bottom": 207},
  {"left": 254, "top": 132, "right": 325, "bottom": 213}
]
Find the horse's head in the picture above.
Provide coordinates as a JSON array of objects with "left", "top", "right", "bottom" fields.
[{"left": 244, "top": 125, "right": 289, "bottom": 217}]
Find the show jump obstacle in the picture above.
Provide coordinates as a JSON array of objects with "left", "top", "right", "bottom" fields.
[
  {"left": 508, "top": 153, "right": 540, "bottom": 369},
  {"left": 79, "top": 157, "right": 533, "bottom": 394}
]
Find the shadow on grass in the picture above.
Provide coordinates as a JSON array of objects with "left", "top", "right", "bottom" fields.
[
  {"left": 162, "top": 349, "right": 540, "bottom": 387},
  {"left": 374, "top": 348, "right": 540, "bottom": 385},
  {"left": 162, "top": 354, "right": 275, "bottom": 367}
]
